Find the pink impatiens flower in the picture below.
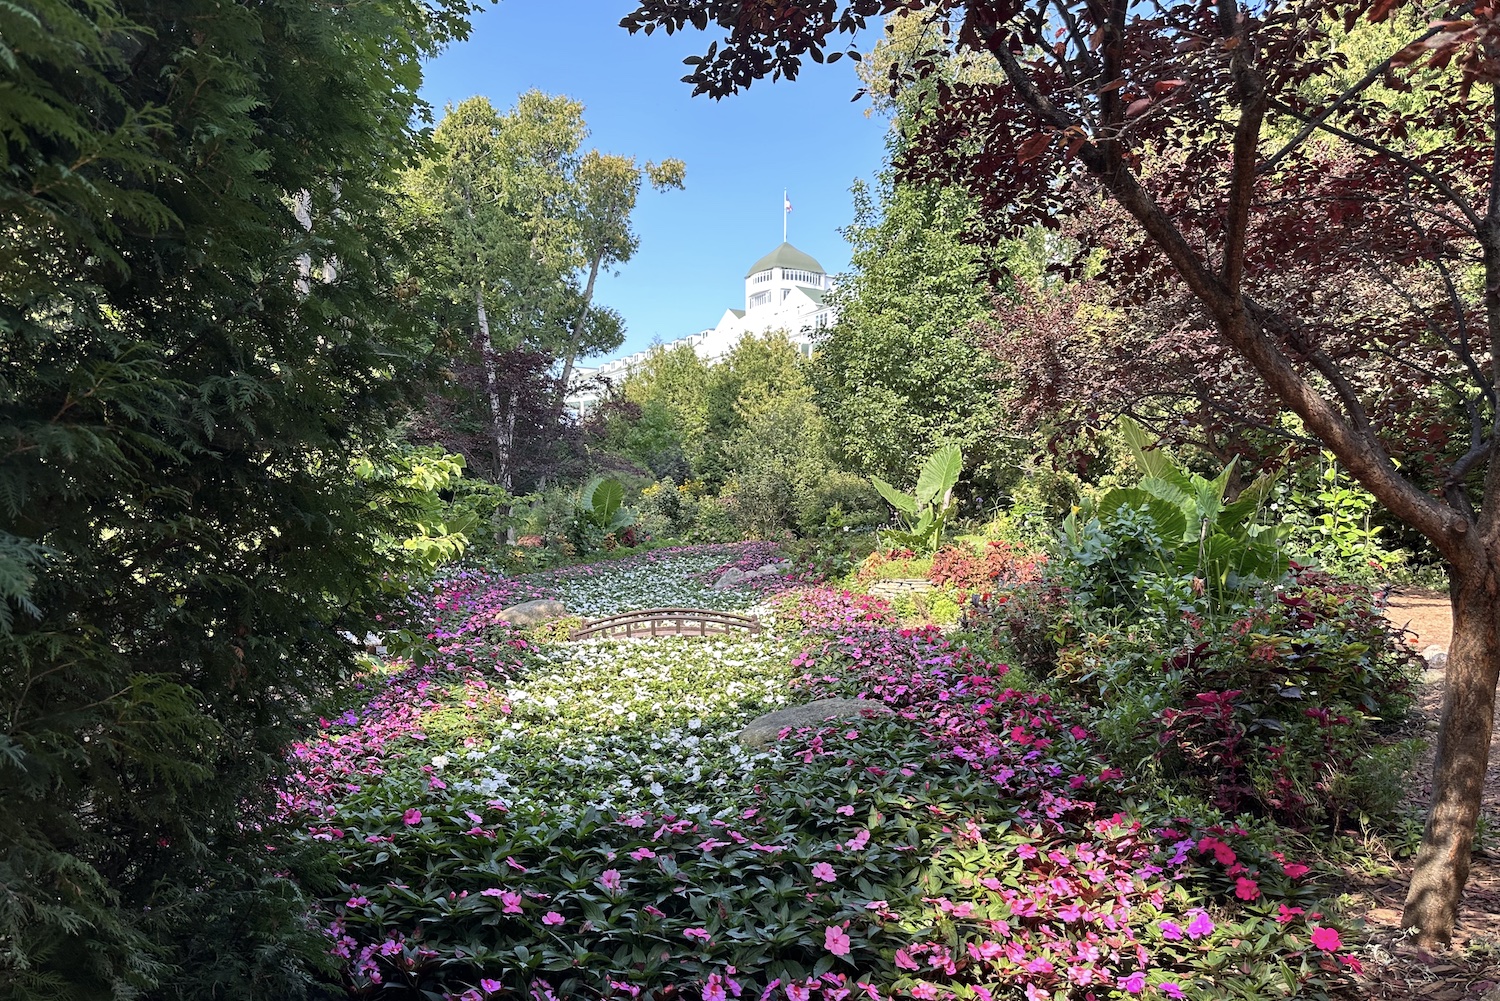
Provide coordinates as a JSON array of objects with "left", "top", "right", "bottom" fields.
[
  {"left": 402, "top": 808, "right": 422, "bottom": 826},
  {"left": 1282, "top": 862, "right": 1311, "bottom": 879},
  {"left": 1309, "top": 926, "right": 1342, "bottom": 951},
  {"left": 1159, "top": 983, "right": 1184, "bottom": 1000},
  {"left": 1158, "top": 920, "right": 1183, "bottom": 941},
  {"left": 599, "top": 869, "right": 622, "bottom": 892},
  {"left": 683, "top": 927, "right": 711, "bottom": 943},
  {"left": 480, "top": 980, "right": 503, "bottom": 995},
  {"left": 541, "top": 911, "right": 564, "bottom": 926},
  {"left": 1234, "top": 877, "right": 1261, "bottom": 901},
  {"left": 824, "top": 925, "right": 851, "bottom": 956},
  {"left": 702, "top": 974, "right": 728, "bottom": 1001},
  {"left": 1119, "top": 971, "right": 1146, "bottom": 994},
  {"left": 811, "top": 862, "right": 837, "bottom": 883},
  {"left": 1185, "top": 910, "right": 1215, "bottom": 940}
]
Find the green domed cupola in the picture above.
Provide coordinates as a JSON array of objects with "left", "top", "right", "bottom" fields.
[{"left": 745, "top": 242, "right": 826, "bottom": 279}]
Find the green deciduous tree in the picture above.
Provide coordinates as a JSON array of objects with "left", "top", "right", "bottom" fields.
[
  {"left": 401, "top": 93, "right": 587, "bottom": 489},
  {"left": 0, "top": 0, "right": 473, "bottom": 994},
  {"left": 815, "top": 175, "right": 1009, "bottom": 485},
  {"left": 555, "top": 154, "right": 686, "bottom": 412}
]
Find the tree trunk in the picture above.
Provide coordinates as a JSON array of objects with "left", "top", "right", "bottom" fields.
[
  {"left": 497, "top": 387, "right": 517, "bottom": 494},
  {"left": 474, "top": 286, "right": 510, "bottom": 485},
  {"left": 1402, "top": 551, "right": 1500, "bottom": 949},
  {"left": 554, "top": 253, "right": 601, "bottom": 416}
]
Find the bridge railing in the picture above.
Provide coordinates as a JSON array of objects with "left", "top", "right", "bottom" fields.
[{"left": 569, "top": 607, "right": 764, "bottom": 641}]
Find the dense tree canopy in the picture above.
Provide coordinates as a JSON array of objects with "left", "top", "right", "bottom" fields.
[
  {"left": 815, "top": 174, "right": 1010, "bottom": 485},
  {"left": 0, "top": 0, "right": 474, "bottom": 995}
]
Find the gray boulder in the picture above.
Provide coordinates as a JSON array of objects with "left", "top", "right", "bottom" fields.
[
  {"left": 497, "top": 599, "right": 568, "bottom": 627},
  {"left": 713, "top": 567, "right": 747, "bottom": 589},
  {"left": 737, "top": 698, "right": 894, "bottom": 750}
]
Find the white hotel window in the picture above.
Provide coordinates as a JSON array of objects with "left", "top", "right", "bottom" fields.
[
  {"left": 784, "top": 269, "right": 822, "bottom": 286},
  {"left": 749, "top": 291, "right": 772, "bottom": 308}
]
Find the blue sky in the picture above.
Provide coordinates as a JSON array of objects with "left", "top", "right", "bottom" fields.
[{"left": 418, "top": 0, "right": 892, "bottom": 360}]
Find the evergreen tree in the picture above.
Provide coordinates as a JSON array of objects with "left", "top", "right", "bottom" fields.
[{"left": 0, "top": 0, "right": 474, "bottom": 995}]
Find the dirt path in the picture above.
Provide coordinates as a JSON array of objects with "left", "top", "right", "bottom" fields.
[{"left": 1348, "top": 593, "right": 1500, "bottom": 1000}]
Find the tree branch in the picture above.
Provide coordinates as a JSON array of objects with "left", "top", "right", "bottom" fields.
[
  {"left": 1260, "top": 21, "right": 1449, "bottom": 175},
  {"left": 1266, "top": 96, "right": 1484, "bottom": 235}
]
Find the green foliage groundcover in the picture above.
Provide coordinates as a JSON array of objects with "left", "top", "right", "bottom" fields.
[
  {"left": 0, "top": 0, "right": 474, "bottom": 995},
  {"left": 280, "top": 551, "right": 1366, "bottom": 1000}
]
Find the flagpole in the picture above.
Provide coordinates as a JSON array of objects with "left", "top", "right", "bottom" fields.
[{"left": 783, "top": 189, "right": 787, "bottom": 243}]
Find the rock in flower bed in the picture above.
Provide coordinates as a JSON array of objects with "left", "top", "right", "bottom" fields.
[{"left": 280, "top": 554, "right": 1365, "bottom": 1001}]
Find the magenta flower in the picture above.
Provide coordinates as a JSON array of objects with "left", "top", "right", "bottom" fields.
[
  {"left": 541, "top": 911, "right": 564, "bottom": 926},
  {"left": 402, "top": 808, "right": 422, "bottom": 826},
  {"left": 599, "top": 869, "right": 622, "bottom": 892},
  {"left": 683, "top": 927, "right": 711, "bottom": 943},
  {"left": 1282, "top": 862, "right": 1311, "bottom": 879},
  {"left": 629, "top": 847, "right": 657, "bottom": 861},
  {"left": 1024, "top": 985, "right": 1050, "bottom": 1001},
  {"left": 1234, "top": 877, "right": 1261, "bottom": 901},
  {"left": 1158, "top": 920, "right": 1183, "bottom": 941},
  {"left": 1309, "top": 925, "right": 1342, "bottom": 951},
  {"left": 1159, "top": 984, "right": 1184, "bottom": 1000},
  {"left": 811, "top": 862, "right": 837, "bottom": 883},
  {"left": 501, "top": 891, "right": 523, "bottom": 914},
  {"left": 481, "top": 979, "right": 503, "bottom": 994},
  {"left": 701, "top": 974, "right": 728, "bottom": 1001},
  {"left": 1119, "top": 971, "right": 1146, "bottom": 994},
  {"left": 1185, "top": 910, "right": 1215, "bottom": 940},
  {"left": 824, "top": 925, "right": 851, "bottom": 956}
]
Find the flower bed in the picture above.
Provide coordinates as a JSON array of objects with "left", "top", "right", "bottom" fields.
[{"left": 281, "top": 554, "right": 1364, "bottom": 1001}]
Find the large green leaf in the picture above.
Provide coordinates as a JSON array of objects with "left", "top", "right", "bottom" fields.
[
  {"left": 1119, "top": 416, "right": 1191, "bottom": 490},
  {"left": 1096, "top": 487, "right": 1189, "bottom": 543},
  {"left": 913, "top": 443, "right": 962, "bottom": 510},
  {"left": 1221, "top": 471, "right": 1279, "bottom": 527},
  {"left": 579, "top": 476, "right": 626, "bottom": 528},
  {"left": 871, "top": 475, "right": 917, "bottom": 515}
]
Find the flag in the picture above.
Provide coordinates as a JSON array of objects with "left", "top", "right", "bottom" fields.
[{"left": 784, "top": 196, "right": 792, "bottom": 212}]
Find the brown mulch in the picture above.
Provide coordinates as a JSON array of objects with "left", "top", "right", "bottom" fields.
[{"left": 1344, "top": 592, "right": 1500, "bottom": 1000}]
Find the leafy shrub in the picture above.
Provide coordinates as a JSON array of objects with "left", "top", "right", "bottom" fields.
[
  {"left": 637, "top": 478, "right": 697, "bottom": 540},
  {"left": 686, "top": 494, "right": 739, "bottom": 543},
  {"left": 1060, "top": 417, "right": 1285, "bottom": 614},
  {"left": 730, "top": 470, "right": 796, "bottom": 537},
  {"left": 794, "top": 471, "right": 886, "bottom": 533},
  {"left": 1275, "top": 456, "right": 1412, "bottom": 585},
  {"left": 975, "top": 559, "right": 1418, "bottom": 830}
]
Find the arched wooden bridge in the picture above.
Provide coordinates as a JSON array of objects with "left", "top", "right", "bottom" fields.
[{"left": 569, "top": 607, "right": 764, "bottom": 641}]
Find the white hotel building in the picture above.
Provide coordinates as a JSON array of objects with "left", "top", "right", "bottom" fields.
[{"left": 567, "top": 241, "right": 835, "bottom": 414}]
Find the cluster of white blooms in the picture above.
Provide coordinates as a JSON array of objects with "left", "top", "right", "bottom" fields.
[{"left": 439, "top": 630, "right": 794, "bottom": 815}]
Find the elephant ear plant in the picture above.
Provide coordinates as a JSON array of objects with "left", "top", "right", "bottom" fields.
[
  {"left": 571, "top": 476, "right": 638, "bottom": 553},
  {"left": 871, "top": 444, "right": 963, "bottom": 554},
  {"left": 1062, "top": 417, "right": 1285, "bottom": 611}
]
